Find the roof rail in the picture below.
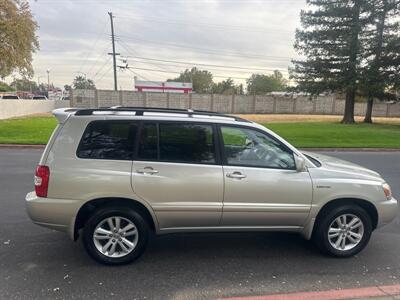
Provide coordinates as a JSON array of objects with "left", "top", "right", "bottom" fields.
[{"left": 74, "top": 107, "right": 250, "bottom": 122}]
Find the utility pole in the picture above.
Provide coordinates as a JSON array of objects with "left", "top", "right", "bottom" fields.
[{"left": 108, "top": 12, "right": 119, "bottom": 91}]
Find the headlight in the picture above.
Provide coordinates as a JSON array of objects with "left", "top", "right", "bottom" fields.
[{"left": 382, "top": 183, "right": 392, "bottom": 200}]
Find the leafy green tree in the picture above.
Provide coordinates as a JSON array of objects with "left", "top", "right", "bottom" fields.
[
  {"left": 0, "top": 81, "right": 15, "bottom": 92},
  {"left": 168, "top": 67, "right": 214, "bottom": 93},
  {"left": 10, "top": 78, "right": 38, "bottom": 91},
  {"left": 72, "top": 75, "right": 96, "bottom": 90},
  {"left": 0, "top": 0, "right": 39, "bottom": 78},
  {"left": 246, "top": 70, "right": 287, "bottom": 94},
  {"left": 291, "top": 0, "right": 371, "bottom": 123},
  {"left": 212, "top": 78, "right": 236, "bottom": 94},
  {"left": 360, "top": 0, "right": 400, "bottom": 123}
]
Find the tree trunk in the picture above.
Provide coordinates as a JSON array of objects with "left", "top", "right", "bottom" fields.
[
  {"left": 363, "top": 1, "right": 387, "bottom": 123},
  {"left": 341, "top": 89, "right": 356, "bottom": 124},
  {"left": 341, "top": 0, "right": 361, "bottom": 125},
  {"left": 364, "top": 98, "right": 373, "bottom": 123}
]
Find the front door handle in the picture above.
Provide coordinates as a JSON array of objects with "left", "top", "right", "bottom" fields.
[
  {"left": 137, "top": 167, "right": 159, "bottom": 175},
  {"left": 226, "top": 172, "right": 246, "bottom": 179}
]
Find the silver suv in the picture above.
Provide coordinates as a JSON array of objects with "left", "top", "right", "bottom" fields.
[{"left": 26, "top": 107, "right": 397, "bottom": 265}]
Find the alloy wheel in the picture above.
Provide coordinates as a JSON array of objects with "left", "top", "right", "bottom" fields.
[
  {"left": 93, "top": 216, "right": 139, "bottom": 258},
  {"left": 328, "top": 214, "right": 364, "bottom": 251}
]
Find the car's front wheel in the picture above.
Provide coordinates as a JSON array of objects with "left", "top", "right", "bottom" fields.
[
  {"left": 314, "top": 205, "right": 372, "bottom": 257},
  {"left": 83, "top": 207, "right": 149, "bottom": 265}
]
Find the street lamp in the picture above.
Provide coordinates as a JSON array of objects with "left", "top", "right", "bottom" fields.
[{"left": 46, "top": 69, "right": 51, "bottom": 90}]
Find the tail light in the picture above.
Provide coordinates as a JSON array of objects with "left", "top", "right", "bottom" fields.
[{"left": 35, "top": 165, "right": 50, "bottom": 198}]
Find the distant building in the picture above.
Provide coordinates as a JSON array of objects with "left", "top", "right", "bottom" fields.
[{"left": 134, "top": 78, "right": 192, "bottom": 94}]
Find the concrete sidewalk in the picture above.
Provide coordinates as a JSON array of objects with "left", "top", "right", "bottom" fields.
[{"left": 219, "top": 284, "right": 400, "bottom": 300}]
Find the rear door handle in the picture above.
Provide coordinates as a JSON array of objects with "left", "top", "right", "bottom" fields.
[
  {"left": 226, "top": 172, "right": 246, "bottom": 179},
  {"left": 137, "top": 167, "right": 159, "bottom": 175}
]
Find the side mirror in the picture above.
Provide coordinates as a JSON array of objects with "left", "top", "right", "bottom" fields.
[{"left": 294, "top": 155, "right": 307, "bottom": 172}]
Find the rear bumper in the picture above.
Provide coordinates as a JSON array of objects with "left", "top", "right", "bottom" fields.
[
  {"left": 376, "top": 197, "right": 398, "bottom": 228},
  {"left": 25, "top": 191, "right": 82, "bottom": 240}
]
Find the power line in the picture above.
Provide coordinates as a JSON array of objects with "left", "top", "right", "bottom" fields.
[
  {"left": 86, "top": 42, "right": 111, "bottom": 76},
  {"left": 117, "top": 15, "right": 293, "bottom": 35},
  {"left": 121, "top": 57, "right": 285, "bottom": 75},
  {"left": 116, "top": 35, "right": 293, "bottom": 62},
  {"left": 123, "top": 66, "right": 251, "bottom": 80},
  {"left": 117, "top": 40, "right": 179, "bottom": 73},
  {"left": 116, "top": 38, "right": 287, "bottom": 72},
  {"left": 97, "top": 65, "right": 114, "bottom": 82},
  {"left": 115, "top": 53, "right": 287, "bottom": 72},
  {"left": 78, "top": 19, "right": 108, "bottom": 74},
  {"left": 93, "top": 57, "right": 112, "bottom": 79}
]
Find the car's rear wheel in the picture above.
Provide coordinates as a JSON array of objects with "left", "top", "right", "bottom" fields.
[
  {"left": 314, "top": 205, "right": 372, "bottom": 257},
  {"left": 83, "top": 207, "right": 149, "bottom": 265}
]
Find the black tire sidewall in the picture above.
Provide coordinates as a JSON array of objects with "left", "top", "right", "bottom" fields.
[
  {"left": 315, "top": 205, "right": 372, "bottom": 257},
  {"left": 83, "top": 207, "right": 149, "bottom": 265}
]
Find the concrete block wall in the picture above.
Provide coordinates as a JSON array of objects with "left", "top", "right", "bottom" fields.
[
  {"left": 0, "top": 100, "right": 70, "bottom": 120},
  {"left": 70, "top": 89, "right": 400, "bottom": 117}
]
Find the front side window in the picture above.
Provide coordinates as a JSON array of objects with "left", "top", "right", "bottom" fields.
[
  {"left": 220, "top": 126, "right": 295, "bottom": 169},
  {"left": 77, "top": 121, "right": 137, "bottom": 160}
]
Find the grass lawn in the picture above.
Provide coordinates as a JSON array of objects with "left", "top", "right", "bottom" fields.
[
  {"left": 0, "top": 115, "right": 399, "bottom": 148},
  {"left": 0, "top": 116, "right": 57, "bottom": 144},
  {"left": 264, "top": 122, "right": 400, "bottom": 148}
]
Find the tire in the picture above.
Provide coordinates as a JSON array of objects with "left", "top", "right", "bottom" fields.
[
  {"left": 313, "top": 205, "right": 372, "bottom": 257},
  {"left": 82, "top": 206, "right": 149, "bottom": 265}
]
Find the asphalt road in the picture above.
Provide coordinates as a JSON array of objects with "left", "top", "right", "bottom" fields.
[{"left": 0, "top": 149, "right": 399, "bottom": 300}]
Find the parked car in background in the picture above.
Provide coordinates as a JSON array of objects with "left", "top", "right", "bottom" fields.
[
  {"left": 26, "top": 107, "right": 398, "bottom": 265},
  {"left": 0, "top": 94, "right": 20, "bottom": 100},
  {"left": 31, "top": 95, "right": 48, "bottom": 100}
]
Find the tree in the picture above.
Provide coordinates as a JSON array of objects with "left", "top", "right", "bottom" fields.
[
  {"left": 72, "top": 75, "right": 96, "bottom": 90},
  {"left": 0, "top": 81, "right": 15, "bottom": 92},
  {"left": 291, "top": 0, "right": 371, "bottom": 123},
  {"left": 0, "top": 0, "right": 39, "bottom": 78},
  {"left": 10, "top": 78, "right": 38, "bottom": 92},
  {"left": 246, "top": 70, "right": 287, "bottom": 94},
  {"left": 168, "top": 67, "right": 214, "bottom": 93},
  {"left": 360, "top": 0, "right": 400, "bottom": 123},
  {"left": 212, "top": 78, "right": 236, "bottom": 94}
]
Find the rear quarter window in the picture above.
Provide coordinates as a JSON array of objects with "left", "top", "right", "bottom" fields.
[{"left": 77, "top": 121, "right": 138, "bottom": 160}]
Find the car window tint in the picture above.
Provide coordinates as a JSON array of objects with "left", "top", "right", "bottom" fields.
[
  {"left": 2, "top": 95, "right": 18, "bottom": 99},
  {"left": 77, "top": 121, "right": 137, "bottom": 160},
  {"left": 221, "top": 126, "right": 295, "bottom": 169},
  {"left": 159, "top": 123, "right": 216, "bottom": 164},
  {"left": 138, "top": 123, "right": 158, "bottom": 160}
]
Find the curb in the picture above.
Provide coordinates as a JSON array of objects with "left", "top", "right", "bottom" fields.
[
  {"left": 300, "top": 148, "right": 400, "bottom": 152},
  {"left": 218, "top": 283, "right": 400, "bottom": 300}
]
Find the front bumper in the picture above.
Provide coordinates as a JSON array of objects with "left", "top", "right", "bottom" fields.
[
  {"left": 376, "top": 197, "right": 398, "bottom": 228},
  {"left": 25, "top": 191, "right": 82, "bottom": 240}
]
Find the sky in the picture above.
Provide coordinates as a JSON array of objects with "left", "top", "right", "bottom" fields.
[{"left": 27, "top": 0, "right": 307, "bottom": 90}]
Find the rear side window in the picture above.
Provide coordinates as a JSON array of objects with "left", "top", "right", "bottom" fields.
[
  {"left": 137, "top": 122, "right": 216, "bottom": 164},
  {"left": 77, "top": 121, "right": 137, "bottom": 160},
  {"left": 138, "top": 123, "right": 158, "bottom": 160},
  {"left": 160, "top": 123, "right": 215, "bottom": 163}
]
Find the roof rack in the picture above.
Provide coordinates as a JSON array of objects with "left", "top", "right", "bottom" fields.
[{"left": 74, "top": 106, "right": 250, "bottom": 123}]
